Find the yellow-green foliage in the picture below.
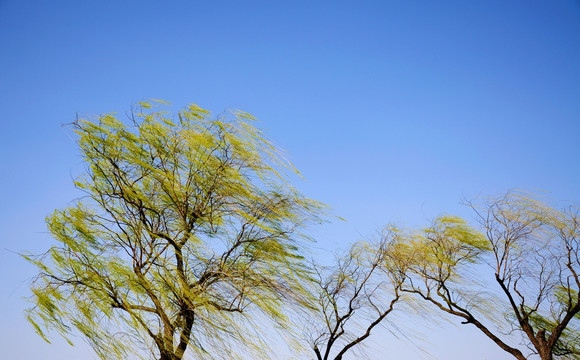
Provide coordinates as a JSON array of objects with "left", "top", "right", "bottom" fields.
[
  {"left": 395, "top": 192, "right": 580, "bottom": 360},
  {"left": 25, "top": 101, "right": 324, "bottom": 360}
]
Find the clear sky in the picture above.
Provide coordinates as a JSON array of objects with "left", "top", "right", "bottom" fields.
[{"left": 1, "top": 1, "right": 579, "bottom": 359}]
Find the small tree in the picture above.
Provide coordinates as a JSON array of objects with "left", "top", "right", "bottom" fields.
[
  {"left": 395, "top": 192, "right": 580, "bottom": 360},
  {"left": 25, "top": 101, "right": 322, "bottom": 360},
  {"left": 308, "top": 230, "right": 405, "bottom": 360}
]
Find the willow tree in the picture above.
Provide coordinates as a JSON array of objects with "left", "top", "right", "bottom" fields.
[
  {"left": 395, "top": 193, "right": 580, "bottom": 360},
  {"left": 25, "top": 101, "right": 322, "bottom": 360},
  {"left": 308, "top": 231, "right": 405, "bottom": 360}
]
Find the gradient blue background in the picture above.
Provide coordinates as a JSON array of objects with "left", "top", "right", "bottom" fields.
[{"left": 1, "top": 1, "right": 579, "bottom": 359}]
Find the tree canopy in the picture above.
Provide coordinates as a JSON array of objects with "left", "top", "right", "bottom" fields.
[
  {"left": 393, "top": 192, "right": 580, "bottom": 360},
  {"left": 25, "top": 101, "right": 322, "bottom": 360},
  {"left": 308, "top": 232, "right": 405, "bottom": 360},
  {"left": 25, "top": 102, "right": 579, "bottom": 360}
]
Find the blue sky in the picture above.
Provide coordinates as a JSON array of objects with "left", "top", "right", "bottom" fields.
[{"left": 1, "top": 1, "right": 579, "bottom": 359}]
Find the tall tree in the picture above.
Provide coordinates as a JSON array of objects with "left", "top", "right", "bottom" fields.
[
  {"left": 25, "top": 101, "right": 322, "bottom": 360},
  {"left": 307, "top": 230, "right": 405, "bottom": 360},
  {"left": 394, "top": 192, "right": 580, "bottom": 360}
]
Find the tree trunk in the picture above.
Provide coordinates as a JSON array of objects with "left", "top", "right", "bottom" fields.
[
  {"left": 159, "top": 348, "right": 179, "bottom": 360},
  {"left": 538, "top": 346, "right": 553, "bottom": 360}
]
